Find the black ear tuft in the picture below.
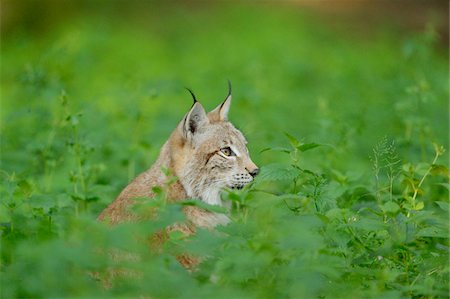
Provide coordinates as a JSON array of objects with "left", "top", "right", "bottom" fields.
[
  {"left": 226, "top": 80, "right": 232, "bottom": 99},
  {"left": 185, "top": 87, "right": 198, "bottom": 104}
]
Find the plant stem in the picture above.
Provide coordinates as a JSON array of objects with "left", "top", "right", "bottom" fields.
[
  {"left": 411, "top": 150, "right": 439, "bottom": 202},
  {"left": 408, "top": 149, "right": 440, "bottom": 217}
]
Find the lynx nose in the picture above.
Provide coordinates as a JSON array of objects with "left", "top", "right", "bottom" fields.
[{"left": 248, "top": 168, "right": 260, "bottom": 178}]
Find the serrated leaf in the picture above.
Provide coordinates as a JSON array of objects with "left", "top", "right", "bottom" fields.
[{"left": 258, "top": 164, "right": 302, "bottom": 182}]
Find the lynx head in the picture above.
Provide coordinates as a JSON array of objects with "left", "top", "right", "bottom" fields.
[{"left": 171, "top": 83, "right": 259, "bottom": 206}]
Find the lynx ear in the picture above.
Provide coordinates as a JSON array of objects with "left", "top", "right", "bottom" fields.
[
  {"left": 182, "top": 102, "right": 209, "bottom": 139},
  {"left": 208, "top": 81, "right": 232, "bottom": 122}
]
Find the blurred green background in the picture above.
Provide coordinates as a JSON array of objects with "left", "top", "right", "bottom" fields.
[
  {"left": 1, "top": 1, "right": 449, "bottom": 298},
  {"left": 2, "top": 1, "right": 448, "bottom": 184}
]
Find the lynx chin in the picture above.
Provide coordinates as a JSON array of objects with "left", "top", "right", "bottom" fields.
[{"left": 98, "top": 82, "right": 259, "bottom": 229}]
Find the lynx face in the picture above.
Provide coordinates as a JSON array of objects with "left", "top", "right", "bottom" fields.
[
  {"left": 203, "top": 124, "right": 258, "bottom": 190},
  {"left": 176, "top": 86, "right": 259, "bottom": 206}
]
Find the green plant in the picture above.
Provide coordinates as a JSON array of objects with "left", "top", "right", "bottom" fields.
[{"left": 1, "top": 4, "right": 448, "bottom": 298}]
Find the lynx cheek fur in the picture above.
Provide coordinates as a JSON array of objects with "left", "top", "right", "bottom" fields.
[{"left": 98, "top": 83, "right": 259, "bottom": 229}]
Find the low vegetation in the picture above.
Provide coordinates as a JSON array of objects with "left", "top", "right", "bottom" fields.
[{"left": 1, "top": 4, "right": 448, "bottom": 298}]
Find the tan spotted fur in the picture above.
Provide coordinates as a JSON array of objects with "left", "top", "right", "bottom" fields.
[{"left": 98, "top": 87, "right": 258, "bottom": 233}]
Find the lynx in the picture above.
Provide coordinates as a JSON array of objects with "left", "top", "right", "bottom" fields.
[{"left": 98, "top": 83, "right": 259, "bottom": 230}]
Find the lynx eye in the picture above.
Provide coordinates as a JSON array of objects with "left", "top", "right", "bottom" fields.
[{"left": 220, "top": 147, "right": 235, "bottom": 157}]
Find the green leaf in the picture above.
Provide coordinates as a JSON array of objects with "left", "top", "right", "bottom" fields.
[
  {"left": 85, "top": 196, "right": 100, "bottom": 202},
  {"left": 284, "top": 132, "right": 300, "bottom": 148},
  {"left": 416, "top": 226, "right": 449, "bottom": 238},
  {"left": 29, "top": 195, "right": 58, "bottom": 214},
  {"left": 259, "top": 147, "right": 271, "bottom": 153},
  {"left": 16, "top": 180, "right": 33, "bottom": 198},
  {"left": 297, "top": 143, "right": 321, "bottom": 152},
  {"left": 414, "top": 163, "right": 430, "bottom": 176},
  {"left": 316, "top": 213, "right": 330, "bottom": 224},
  {"left": 70, "top": 193, "right": 85, "bottom": 201},
  {"left": 66, "top": 115, "right": 79, "bottom": 126},
  {"left": 433, "top": 143, "right": 446, "bottom": 156},
  {"left": 381, "top": 201, "right": 400, "bottom": 214},
  {"left": 435, "top": 201, "right": 449, "bottom": 212},
  {"left": 437, "top": 183, "right": 450, "bottom": 190},
  {"left": 414, "top": 201, "right": 424, "bottom": 211},
  {"left": 350, "top": 217, "right": 387, "bottom": 231},
  {"left": 430, "top": 164, "right": 449, "bottom": 176},
  {"left": 224, "top": 191, "right": 244, "bottom": 203},
  {"left": 152, "top": 186, "right": 163, "bottom": 195},
  {"left": 260, "top": 147, "right": 291, "bottom": 154},
  {"left": 258, "top": 163, "right": 302, "bottom": 181},
  {"left": 180, "top": 199, "right": 227, "bottom": 213}
]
